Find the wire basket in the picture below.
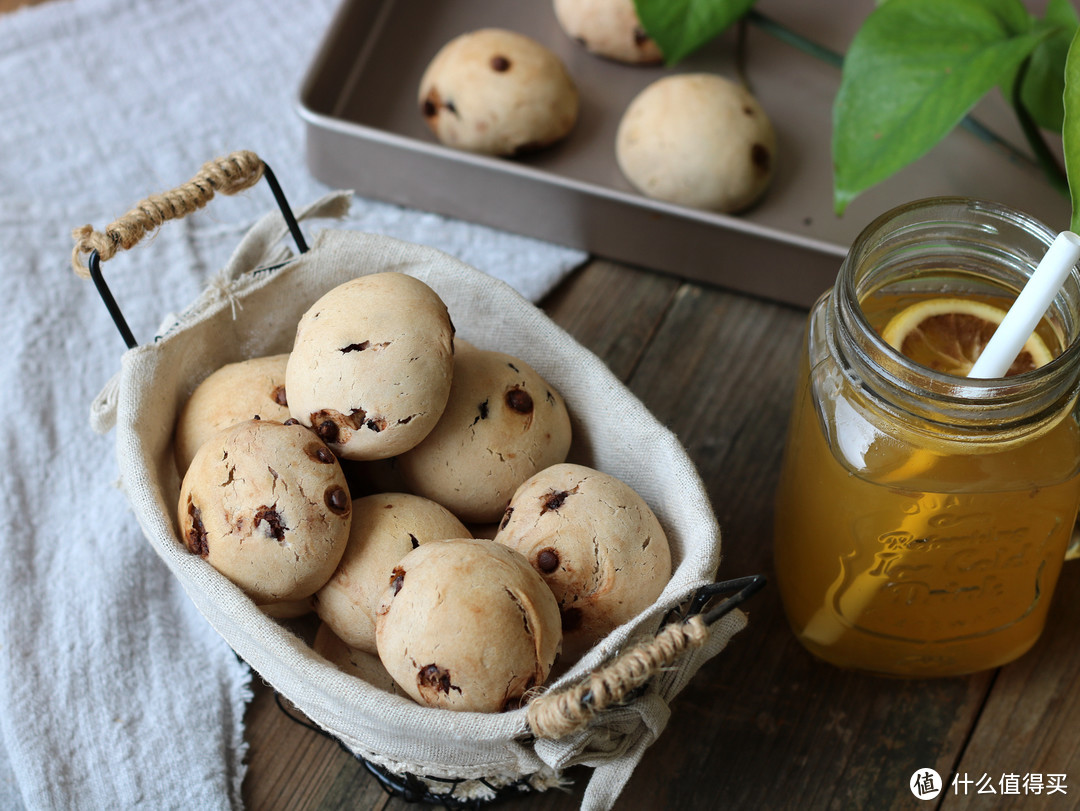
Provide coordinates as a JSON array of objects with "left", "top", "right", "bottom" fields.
[{"left": 75, "top": 151, "right": 762, "bottom": 810}]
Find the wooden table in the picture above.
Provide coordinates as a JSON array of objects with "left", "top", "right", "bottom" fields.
[
  {"left": 6, "top": 1, "right": 1076, "bottom": 807},
  {"left": 241, "top": 257, "right": 1080, "bottom": 810}
]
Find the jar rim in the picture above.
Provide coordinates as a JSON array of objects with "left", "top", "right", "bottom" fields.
[{"left": 832, "top": 197, "right": 1080, "bottom": 423}]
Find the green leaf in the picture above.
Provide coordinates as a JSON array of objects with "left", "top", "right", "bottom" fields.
[
  {"left": 833, "top": 0, "right": 1047, "bottom": 215},
  {"left": 1064, "top": 26, "right": 1080, "bottom": 232},
  {"left": 1019, "top": 0, "right": 1079, "bottom": 132},
  {"left": 634, "top": 0, "right": 757, "bottom": 65}
]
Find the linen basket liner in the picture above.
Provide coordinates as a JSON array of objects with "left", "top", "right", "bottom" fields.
[{"left": 88, "top": 190, "right": 747, "bottom": 809}]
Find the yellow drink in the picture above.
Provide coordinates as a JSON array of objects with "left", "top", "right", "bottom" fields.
[
  {"left": 773, "top": 199, "right": 1080, "bottom": 677},
  {"left": 774, "top": 342, "right": 1080, "bottom": 676}
]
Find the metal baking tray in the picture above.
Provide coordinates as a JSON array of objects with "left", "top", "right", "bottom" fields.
[{"left": 297, "top": 0, "right": 1068, "bottom": 308}]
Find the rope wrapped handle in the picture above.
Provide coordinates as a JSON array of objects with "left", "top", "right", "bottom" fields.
[
  {"left": 526, "top": 614, "right": 709, "bottom": 739},
  {"left": 70, "top": 150, "right": 265, "bottom": 278}
]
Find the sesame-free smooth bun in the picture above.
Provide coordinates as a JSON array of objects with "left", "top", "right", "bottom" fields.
[
  {"left": 375, "top": 539, "right": 562, "bottom": 712},
  {"left": 315, "top": 492, "right": 470, "bottom": 654},
  {"left": 313, "top": 623, "right": 403, "bottom": 695},
  {"left": 495, "top": 463, "right": 672, "bottom": 660},
  {"left": 419, "top": 28, "right": 579, "bottom": 156},
  {"left": 177, "top": 419, "right": 352, "bottom": 603},
  {"left": 616, "top": 73, "right": 776, "bottom": 213},
  {"left": 286, "top": 272, "right": 455, "bottom": 461},
  {"left": 395, "top": 344, "right": 572, "bottom": 523},
  {"left": 553, "top": 0, "right": 662, "bottom": 64},
  {"left": 173, "top": 354, "right": 291, "bottom": 476}
]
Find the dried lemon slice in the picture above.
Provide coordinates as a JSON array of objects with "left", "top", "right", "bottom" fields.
[{"left": 880, "top": 297, "right": 1053, "bottom": 376}]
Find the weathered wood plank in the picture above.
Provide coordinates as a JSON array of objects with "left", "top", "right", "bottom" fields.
[
  {"left": 940, "top": 560, "right": 1080, "bottom": 809},
  {"left": 603, "top": 281, "right": 996, "bottom": 811},
  {"left": 539, "top": 259, "right": 681, "bottom": 380},
  {"left": 243, "top": 685, "right": 390, "bottom": 811}
]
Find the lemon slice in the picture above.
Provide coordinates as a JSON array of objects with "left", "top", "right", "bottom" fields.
[{"left": 881, "top": 298, "right": 1053, "bottom": 376}]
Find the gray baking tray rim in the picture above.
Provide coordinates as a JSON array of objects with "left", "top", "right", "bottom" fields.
[{"left": 297, "top": 0, "right": 1067, "bottom": 309}]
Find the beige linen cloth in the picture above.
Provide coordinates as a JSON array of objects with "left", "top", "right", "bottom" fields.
[
  {"left": 0, "top": 0, "right": 585, "bottom": 808},
  {"left": 97, "top": 211, "right": 745, "bottom": 811}
]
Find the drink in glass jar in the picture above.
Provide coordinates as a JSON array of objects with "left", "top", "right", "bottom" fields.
[{"left": 773, "top": 199, "right": 1080, "bottom": 677}]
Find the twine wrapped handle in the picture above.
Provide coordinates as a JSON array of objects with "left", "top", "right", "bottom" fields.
[
  {"left": 71, "top": 150, "right": 265, "bottom": 278},
  {"left": 526, "top": 614, "right": 709, "bottom": 740}
]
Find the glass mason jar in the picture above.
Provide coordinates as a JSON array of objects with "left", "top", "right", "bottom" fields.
[{"left": 773, "top": 197, "right": 1080, "bottom": 678}]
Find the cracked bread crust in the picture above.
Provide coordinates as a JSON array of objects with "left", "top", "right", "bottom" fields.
[
  {"left": 395, "top": 345, "right": 572, "bottom": 524},
  {"left": 374, "top": 538, "right": 562, "bottom": 712},
  {"left": 285, "top": 272, "right": 455, "bottom": 461},
  {"left": 494, "top": 463, "right": 672, "bottom": 660},
  {"left": 314, "top": 492, "right": 471, "bottom": 655},
  {"left": 173, "top": 353, "right": 292, "bottom": 476},
  {"left": 177, "top": 419, "right": 352, "bottom": 603}
]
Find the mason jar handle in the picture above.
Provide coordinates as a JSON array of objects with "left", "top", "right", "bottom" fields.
[
  {"left": 525, "top": 574, "right": 765, "bottom": 740},
  {"left": 70, "top": 150, "right": 307, "bottom": 349}
]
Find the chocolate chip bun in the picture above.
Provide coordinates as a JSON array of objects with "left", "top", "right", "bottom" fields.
[
  {"left": 616, "top": 73, "right": 776, "bottom": 213},
  {"left": 554, "top": 0, "right": 662, "bottom": 64},
  {"left": 314, "top": 492, "right": 470, "bottom": 654},
  {"left": 494, "top": 463, "right": 672, "bottom": 659},
  {"left": 257, "top": 596, "right": 314, "bottom": 620},
  {"left": 285, "top": 272, "right": 455, "bottom": 461},
  {"left": 173, "top": 354, "right": 291, "bottom": 476},
  {"left": 395, "top": 344, "right": 572, "bottom": 523},
  {"left": 375, "top": 538, "right": 562, "bottom": 712},
  {"left": 313, "top": 623, "right": 403, "bottom": 695},
  {"left": 177, "top": 419, "right": 352, "bottom": 603},
  {"left": 419, "top": 28, "right": 579, "bottom": 156}
]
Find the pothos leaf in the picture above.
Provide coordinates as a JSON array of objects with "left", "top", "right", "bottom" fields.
[
  {"left": 1019, "top": 0, "right": 1079, "bottom": 133},
  {"left": 633, "top": 0, "right": 757, "bottom": 65},
  {"left": 1063, "top": 26, "right": 1080, "bottom": 233},
  {"left": 833, "top": 0, "right": 1047, "bottom": 215}
]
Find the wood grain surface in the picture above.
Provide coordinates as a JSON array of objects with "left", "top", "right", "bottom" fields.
[
  {"left": 9, "top": 0, "right": 1080, "bottom": 807},
  {"left": 241, "top": 257, "right": 1080, "bottom": 810}
]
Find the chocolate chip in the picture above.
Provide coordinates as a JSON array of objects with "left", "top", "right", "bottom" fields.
[
  {"left": 540, "top": 490, "right": 570, "bottom": 514},
  {"left": 445, "top": 99, "right": 458, "bottom": 115},
  {"left": 186, "top": 501, "right": 208, "bottom": 557},
  {"left": 490, "top": 55, "right": 511, "bottom": 72},
  {"left": 314, "top": 417, "right": 339, "bottom": 444},
  {"left": 422, "top": 99, "right": 437, "bottom": 117},
  {"left": 499, "top": 506, "right": 514, "bottom": 531},
  {"left": 505, "top": 388, "right": 533, "bottom": 414},
  {"left": 478, "top": 400, "right": 489, "bottom": 420},
  {"left": 743, "top": 106, "right": 755, "bottom": 116},
  {"left": 390, "top": 566, "right": 405, "bottom": 595},
  {"left": 309, "top": 445, "right": 335, "bottom": 464},
  {"left": 751, "top": 143, "right": 771, "bottom": 173},
  {"left": 409, "top": 533, "right": 419, "bottom": 549},
  {"left": 561, "top": 607, "right": 583, "bottom": 632},
  {"left": 365, "top": 417, "right": 387, "bottom": 433},
  {"left": 254, "top": 505, "right": 287, "bottom": 543},
  {"left": 325, "top": 486, "right": 350, "bottom": 515},
  {"left": 418, "top": 663, "right": 460, "bottom": 695},
  {"left": 633, "top": 26, "right": 650, "bottom": 46},
  {"left": 511, "top": 140, "right": 545, "bottom": 157},
  {"left": 284, "top": 418, "right": 301, "bottom": 426},
  {"left": 272, "top": 385, "right": 288, "bottom": 406},
  {"left": 340, "top": 340, "right": 370, "bottom": 353},
  {"left": 536, "top": 548, "right": 559, "bottom": 573}
]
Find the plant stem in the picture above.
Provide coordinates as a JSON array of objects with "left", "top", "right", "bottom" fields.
[
  {"left": 746, "top": 9, "right": 842, "bottom": 69},
  {"left": 745, "top": 8, "right": 1043, "bottom": 176},
  {"left": 1012, "top": 58, "right": 1071, "bottom": 198}
]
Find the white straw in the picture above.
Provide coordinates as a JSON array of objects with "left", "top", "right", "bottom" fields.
[{"left": 968, "top": 230, "right": 1080, "bottom": 378}]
